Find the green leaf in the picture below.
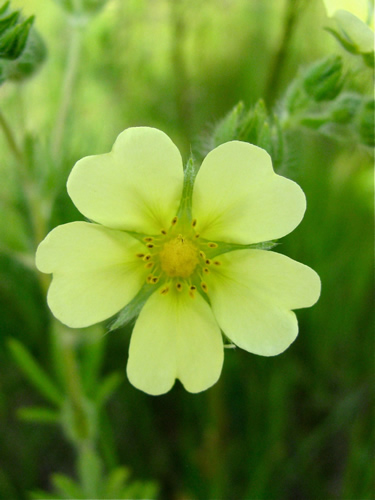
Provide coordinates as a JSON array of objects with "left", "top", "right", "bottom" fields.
[
  {"left": 52, "top": 473, "right": 85, "bottom": 499},
  {"left": 77, "top": 444, "right": 103, "bottom": 499},
  {"left": 31, "top": 490, "right": 62, "bottom": 500},
  {"left": 17, "top": 406, "right": 60, "bottom": 424},
  {"left": 103, "top": 467, "right": 130, "bottom": 499},
  {"left": 96, "top": 372, "right": 123, "bottom": 408},
  {"left": 80, "top": 328, "right": 106, "bottom": 397},
  {"left": 8, "top": 338, "right": 64, "bottom": 406}
]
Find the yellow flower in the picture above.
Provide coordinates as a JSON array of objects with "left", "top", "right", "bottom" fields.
[
  {"left": 323, "top": 0, "right": 374, "bottom": 54},
  {"left": 36, "top": 127, "right": 321, "bottom": 395}
]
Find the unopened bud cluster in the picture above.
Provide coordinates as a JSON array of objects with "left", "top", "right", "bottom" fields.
[{"left": 0, "top": 1, "right": 46, "bottom": 84}]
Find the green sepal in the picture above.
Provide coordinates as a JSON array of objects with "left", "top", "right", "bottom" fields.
[
  {"left": 0, "top": 11, "right": 19, "bottom": 37},
  {"left": 200, "top": 239, "right": 279, "bottom": 259},
  {"left": 0, "top": 2, "right": 10, "bottom": 17},
  {"left": 0, "top": 15, "right": 34, "bottom": 60},
  {"left": 109, "top": 283, "right": 159, "bottom": 331}
]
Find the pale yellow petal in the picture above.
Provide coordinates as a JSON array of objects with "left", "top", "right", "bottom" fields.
[
  {"left": 206, "top": 249, "right": 321, "bottom": 356},
  {"left": 323, "top": 0, "right": 370, "bottom": 23},
  {"left": 36, "top": 222, "right": 146, "bottom": 328},
  {"left": 192, "top": 141, "right": 306, "bottom": 244},
  {"left": 127, "top": 289, "right": 223, "bottom": 395},
  {"left": 334, "top": 10, "right": 374, "bottom": 53},
  {"left": 67, "top": 127, "right": 184, "bottom": 234}
]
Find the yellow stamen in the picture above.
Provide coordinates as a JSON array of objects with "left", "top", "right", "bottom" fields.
[{"left": 159, "top": 235, "right": 198, "bottom": 278}]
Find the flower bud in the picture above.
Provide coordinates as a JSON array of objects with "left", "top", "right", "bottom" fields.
[
  {"left": 303, "top": 55, "right": 343, "bottom": 102},
  {"left": 0, "top": 2, "right": 46, "bottom": 83},
  {"left": 0, "top": 13, "right": 34, "bottom": 60},
  {"left": 329, "top": 93, "right": 361, "bottom": 124}
]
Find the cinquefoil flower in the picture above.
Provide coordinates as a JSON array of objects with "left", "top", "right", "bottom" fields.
[{"left": 36, "top": 127, "right": 321, "bottom": 395}]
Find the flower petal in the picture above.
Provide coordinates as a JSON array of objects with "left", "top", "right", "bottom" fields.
[
  {"left": 127, "top": 289, "right": 223, "bottom": 395},
  {"left": 323, "top": 0, "right": 370, "bottom": 23},
  {"left": 206, "top": 249, "right": 321, "bottom": 356},
  {"left": 36, "top": 222, "right": 146, "bottom": 328},
  {"left": 67, "top": 127, "right": 184, "bottom": 234},
  {"left": 192, "top": 141, "right": 306, "bottom": 244},
  {"left": 333, "top": 10, "right": 374, "bottom": 53}
]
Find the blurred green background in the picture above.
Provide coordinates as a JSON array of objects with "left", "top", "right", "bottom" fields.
[{"left": 0, "top": 0, "right": 373, "bottom": 499}]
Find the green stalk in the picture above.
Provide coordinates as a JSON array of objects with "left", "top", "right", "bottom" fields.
[
  {"left": 0, "top": 108, "right": 23, "bottom": 162},
  {"left": 264, "top": 0, "right": 307, "bottom": 106},
  {"left": 51, "top": 21, "right": 83, "bottom": 160}
]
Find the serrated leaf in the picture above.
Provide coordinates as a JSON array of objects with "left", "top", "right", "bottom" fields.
[{"left": 8, "top": 338, "right": 64, "bottom": 406}]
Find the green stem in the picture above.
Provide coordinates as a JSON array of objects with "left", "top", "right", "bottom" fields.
[
  {"left": 55, "top": 322, "right": 92, "bottom": 444},
  {"left": 170, "top": 0, "right": 192, "bottom": 146},
  {"left": 264, "top": 0, "right": 307, "bottom": 106},
  {"left": 0, "top": 108, "right": 23, "bottom": 161},
  {"left": 51, "top": 22, "right": 83, "bottom": 160}
]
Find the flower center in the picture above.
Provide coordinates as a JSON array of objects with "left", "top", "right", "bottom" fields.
[{"left": 159, "top": 235, "right": 198, "bottom": 278}]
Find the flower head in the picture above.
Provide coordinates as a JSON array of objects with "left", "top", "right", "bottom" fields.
[{"left": 36, "top": 127, "right": 321, "bottom": 395}]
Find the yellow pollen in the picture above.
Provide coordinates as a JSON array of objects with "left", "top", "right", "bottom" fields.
[{"left": 159, "top": 235, "right": 199, "bottom": 278}]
